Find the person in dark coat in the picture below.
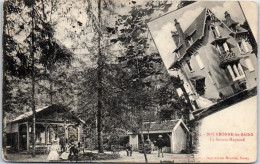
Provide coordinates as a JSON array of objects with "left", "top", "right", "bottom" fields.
[
  {"left": 68, "top": 141, "right": 79, "bottom": 160},
  {"left": 156, "top": 135, "right": 164, "bottom": 157},
  {"left": 126, "top": 142, "right": 132, "bottom": 156},
  {"left": 59, "top": 136, "right": 66, "bottom": 152}
]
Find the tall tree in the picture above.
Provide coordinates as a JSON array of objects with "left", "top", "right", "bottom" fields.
[
  {"left": 3, "top": 0, "right": 73, "bottom": 155},
  {"left": 112, "top": 1, "right": 176, "bottom": 162},
  {"left": 97, "top": 0, "right": 104, "bottom": 153}
]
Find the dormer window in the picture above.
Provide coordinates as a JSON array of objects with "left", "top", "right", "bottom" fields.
[
  {"left": 211, "top": 26, "right": 221, "bottom": 38},
  {"left": 186, "top": 30, "right": 196, "bottom": 46},
  {"left": 175, "top": 50, "right": 180, "bottom": 58},
  {"left": 187, "top": 37, "right": 193, "bottom": 46}
]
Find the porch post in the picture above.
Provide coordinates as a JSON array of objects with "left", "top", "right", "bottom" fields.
[
  {"left": 65, "top": 125, "right": 68, "bottom": 141},
  {"left": 17, "top": 123, "right": 20, "bottom": 151},
  {"left": 170, "top": 132, "right": 174, "bottom": 153},
  {"left": 168, "top": 133, "right": 172, "bottom": 153},
  {"left": 45, "top": 124, "right": 48, "bottom": 145},
  {"left": 26, "top": 122, "right": 30, "bottom": 151}
]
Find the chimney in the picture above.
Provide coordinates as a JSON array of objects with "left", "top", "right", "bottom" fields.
[
  {"left": 174, "top": 19, "right": 186, "bottom": 47},
  {"left": 224, "top": 11, "right": 238, "bottom": 28},
  {"left": 224, "top": 11, "right": 231, "bottom": 21},
  {"left": 171, "top": 31, "right": 179, "bottom": 46}
]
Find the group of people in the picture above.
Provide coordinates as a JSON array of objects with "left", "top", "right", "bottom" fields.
[
  {"left": 125, "top": 135, "right": 165, "bottom": 157},
  {"left": 47, "top": 136, "right": 80, "bottom": 161}
]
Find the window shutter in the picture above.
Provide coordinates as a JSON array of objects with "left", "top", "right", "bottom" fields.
[
  {"left": 223, "top": 42, "right": 229, "bottom": 52},
  {"left": 195, "top": 54, "right": 204, "bottom": 69},
  {"left": 237, "top": 63, "right": 245, "bottom": 76},
  {"left": 217, "top": 45, "right": 221, "bottom": 54},
  {"left": 242, "top": 40, "right": 249, "bottom": 52},
  {"left": 215, "top": 26, "right": 221, "bottom": 37},
  {"left": 227, "top": 65, "right": 235, "bottom": 80},
  {"left": 245, "top": 58, "right": 254, "bottom": 72},
  {"left": 233, "top": 64, "right": 240, "bottom": 77}
]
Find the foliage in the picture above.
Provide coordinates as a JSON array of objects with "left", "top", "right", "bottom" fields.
[
  {"left": 3, "top": 0, "right": 74, "bottom": 115},
  {"left": 3, "top": 0, "right": 192, "bottom": 157},
  {"left": 177, "top": 1, "right": 195, "bottom": 9}
]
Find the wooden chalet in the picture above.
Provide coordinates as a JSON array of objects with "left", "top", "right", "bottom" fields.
[
  {"left": 127, "top": 119, "right": 189, "bottom": 153},
  {"left": 4, "top": 104, "right": 85, "bottom": 153}
]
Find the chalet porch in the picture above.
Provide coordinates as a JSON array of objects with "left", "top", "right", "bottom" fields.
[{"left": 5, "top": 105, "right": 85, "bottom": 153}]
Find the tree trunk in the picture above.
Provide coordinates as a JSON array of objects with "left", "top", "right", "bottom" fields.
[
  {"left": 31, "top": 1, "right": 36, "bottom": 157},
  {"left": 97, "top": 0, "right": 104, "bottom": 153},
  {"left": 140, "top": 122, "right": 148, "bottom": 163},
  {"left": 50, "top": 78, "right": 53, "bottom": 105}
]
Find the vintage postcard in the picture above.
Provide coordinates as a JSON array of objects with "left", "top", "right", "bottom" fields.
[{"left": 2, "top": 0, "right": 257, "bottom": 163}]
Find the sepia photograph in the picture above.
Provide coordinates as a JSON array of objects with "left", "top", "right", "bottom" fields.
[{"left": 2, "top": 0, "right": 257, "bottom": 163}]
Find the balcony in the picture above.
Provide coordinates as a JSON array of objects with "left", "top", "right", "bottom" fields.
[
  {"left": 219, "top": 51, "right": 241, "bottom": 68},
  {"left": 210, "top": 37, "right": 229, "bottom": 46}
]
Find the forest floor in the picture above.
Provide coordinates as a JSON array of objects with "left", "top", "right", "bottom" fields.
[{"left": 3, "top": 150, "right": 192, "bottom": 163}]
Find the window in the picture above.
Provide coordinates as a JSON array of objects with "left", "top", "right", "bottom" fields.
[
  {"left": 190, "top": 76, "right": 206, "bottom": 96},
  {"left": 186, "top": 60, "right": 193, "bottom": 72},
  {"left": 226, "top": 63, "right": 245, "bottom": 81},
  {"left": 245, "top": 57, "right": 254, "bottom": 72},
  {"left": 195, "top": 54, "right": 204, "bottom": 69},
  {"left": 217, "top": 42, "right": 230, "bottom": 54},
  {"left": 211, "top": 26, "right": 221, "bottom": 38},
  {"left": 237, "top": 40, "right": 249, "bottom": 54}
]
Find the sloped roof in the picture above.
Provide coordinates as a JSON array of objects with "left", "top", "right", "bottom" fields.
[
  {"left": 8, "top": 104, "right": 85, "bottom": 124},
  {"left": 144, "top": 120, "right": 179, "bottom": 131},
  {"left": 184, "top": 8, "right": 207, "bottom": 42},
  {"left": 222, "top": 20, "right": 248, "bottom": 34},
  {"left": 10, "top": 106, "right": 50, "bottom": 123},
  {"left": 127, "top": 119, "right": 189, "bottom": 134},
  {"left": 235, "top": 26, "right": 247, "bottom": 33},
  {"left": 171, "top": 8, "right": 207, "bottom": 64}
]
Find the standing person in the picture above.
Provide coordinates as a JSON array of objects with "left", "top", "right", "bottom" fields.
[
  {"left": 59, "top": 136, "right": 66, "bottom": 153},
  {"left": 157, "top": 135, "right": 164, "bottom": 157},
  {"left": 47, "top": 140, "right": 60, "bottom": 161},
  {"left": 68, "top": 141, "right": 79, "bottom": 160},
  {"left": 126, "top": 142, "right": 132, "bottom": 156}
]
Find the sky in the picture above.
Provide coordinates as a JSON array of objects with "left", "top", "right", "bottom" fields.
[{"left": 147, "top": 1, "right": 247, "bottom": 70}]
